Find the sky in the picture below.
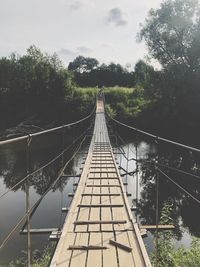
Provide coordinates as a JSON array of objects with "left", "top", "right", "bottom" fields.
[{"left": 0, "top": 0, "right": 163, "bottom": 69}]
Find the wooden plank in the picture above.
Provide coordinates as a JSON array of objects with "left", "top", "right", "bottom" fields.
[
  {"left": 102, "top": 232, "right": 118, "bottom": 267},
  {"left": 82, "top": 193, "right": 120, "bottom": 196},
  {"left": 49, "top": 230, "right": 62, "bottom": 241},
  {"left": 89, "top": 184, "right": 100, "bottom": 232},
  {"left": 20, "top": 228, "right": 58, "bottom": 234},
  {"left": 101, "top": 186, "right": 113, "bottom": 232},
  {"left": 127, "top": 230, "right": 147, "bottom": 267},
  {"left": 115, "top": 231, "right": 135, "bottom": 267},
  {"left": 90, "top": 173, "right": 116, "bottom": 174},
  {"left": 74, "top": 220, "right": 127, "bottom": 225},
  {"left": 90, "top": 167, "right": 116, "bottom": 170},
  {"left": 75, "top": 189, "right": 91, "bottom": 232},
  {"left": 62, "top": 207, "right": 69, "bottom": 212},
  {"left": 88, "top": 177, "right": 118, "bottom": 180},
  {"left": 140, "top": 225, "right": 175, "bottom": 230},
  {"left": 68, "top": 245, "right": 106, "bottom": 250},
  {"left": 109, "top": 239, "right": 132, "bottom": 252},
  {"left": 91, "top": 160, "right": 114, "bottom": 162},
  {"left": 78, "top": 204, "right": 123, "bottom": 208},
  {"left": 70, "top": 233, "right": 89, "bottom": 267},
  {"left": 86, "top": 185, "right": 121, "bottom": 187},
  {"left": 51, "top": 232, "right": 75, "bottom": 267},
  {"left": 87, "top": 233, "right": 102, "bottom": 267},
  {"left": 111, "top": 193, "right": 127, "bottom": 231}
]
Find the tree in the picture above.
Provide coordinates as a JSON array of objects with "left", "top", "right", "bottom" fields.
[
  {"left": 68, "top": 57, "right": 135, "bottom": 87},
  {"left": 68, "top": 56, "right": 99, "bottom": 73},
  {"left": 138, "top": 0, "right": 200, "bottom": 126},
  {"left": 134, "top": 60, "right": 161, "bottom": 99},
  {"left": 139, "top": 0, "right": 200, "bottom": 71},
  {"left": 0, "top": 46, "right": 73, "bottom": 129}
]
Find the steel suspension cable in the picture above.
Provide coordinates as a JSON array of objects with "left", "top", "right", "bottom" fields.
[
  {"left": 0, "top": 134, "right": 87, "bottom": 250},
  {"left": 108, "top": 114, "right": 200, "bottom": 153},
  {"left": 0, "top": 125, "right": 92, "bottom": 200},
  {"left": 0, "top": 105, "right": 95, "bottom": 147},
  {"left": 149, "top": 161, "right": 200, "bottom": 181},
  {"left": 108, "top": 119, "right": 200, "bottom": 182},
  {"left": 157, "top": 167, "right": 200, "bottom": 205}
]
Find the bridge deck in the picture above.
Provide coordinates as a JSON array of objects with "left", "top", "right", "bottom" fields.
[{"left": 50, "top": 98, "right": 151, "bottom": 267}]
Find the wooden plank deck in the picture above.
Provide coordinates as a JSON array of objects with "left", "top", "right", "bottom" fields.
[{"left": 50, "top": 97, "right": 152, "bottom": 267}]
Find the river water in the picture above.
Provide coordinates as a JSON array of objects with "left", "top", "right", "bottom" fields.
[{"left": 0, "top": 122, "right": 200, "bottom": 265}]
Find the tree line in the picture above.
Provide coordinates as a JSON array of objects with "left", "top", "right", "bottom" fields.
[
  {"left": 0, "top": 0, "right": 200, "bottom": 139},
  {"left": 0, "top": 46, "right": 73, "bottom": 130},
  {"left": 68, "top": 56, "right": 135, "bottom": 87}
]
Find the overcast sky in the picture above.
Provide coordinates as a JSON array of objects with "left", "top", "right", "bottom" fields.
[{"left": 0, "top": 0, "right": 162, "bottom": 69}]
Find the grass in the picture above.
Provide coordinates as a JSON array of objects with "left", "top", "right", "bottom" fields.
[
  {"left": 2, "top": 243, "right": 56, "bottom": 267},
  {"left": 104, "top": 86, "right": 152, "bottom": 120}
]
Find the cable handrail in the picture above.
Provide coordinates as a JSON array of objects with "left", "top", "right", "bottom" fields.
[
  {"left": 0, "top": 125, "right": 91, "bottom": 200},
  {"left": 157, "top": 167, "right": 200, "bottom": 205},
  {"left": 107, "top": 114, "right": 200, "bottom": 153},
  {"left": 107, "top": 119, "right": 200, "bottom": 181},
  {"left": 0, "top": 105, "right": 96, "bottom": 147},
  {"left": 0, "top": 134, "right": 87, "bottom": 250}
]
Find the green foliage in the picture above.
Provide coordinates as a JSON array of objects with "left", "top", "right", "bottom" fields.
[
  {"left": 104, "top": 86, "right": 152, "bottom": 120},
  {"left": 151, "top": 237, "right": 200, "bottom": 267},
  {"left": 139, "top": 0, "right": 200, "bottom": 69},
  {"left": 72, "top": 87, "right": 97, "bottom": 115},
  {"left": 151, "top": 200, "right": 200, "bottom": 267},
  {"left": 68, "top": 56, "right": 135, "bottom": 87},
  {"left": 139, "top": 0, "right": 200, "bottom": 129},
  {"left": 3, "top": 243, "right": 55, "bottom": 267},
  {"left": 68, "top": 56, "right": 99, "bottom": 73},
  {"left": 134, "top": 60, "right": 161, "bottom": 99},
  {"left": 0, "top": 45, "right": 73, "bottom": 129}
]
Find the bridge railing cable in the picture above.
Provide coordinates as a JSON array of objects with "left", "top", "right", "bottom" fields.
[
  {"left": 0, "top": 105, "right": 96, "bottom": 147},
  {"left": 0, "top": 134, "right": 87, "bottom": 250},
  {"left": 0, "top": 125, "right": 92, "bottom": 200},
  {"left": 106, "top": 111, "right": 200, "bottom": 182},
  {"left": 107, "top": 114, "right": 200, "bottom": 153},
  {"left": 156, "top": 167, "right": 200, "bottom": 205}
]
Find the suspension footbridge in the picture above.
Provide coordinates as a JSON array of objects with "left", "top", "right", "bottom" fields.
[{"left": 50, "top": 96, "right": 151, "bottom": 266}]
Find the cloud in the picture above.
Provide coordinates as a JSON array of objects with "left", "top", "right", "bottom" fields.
[
  {"left": 57, "top": 46, "right": 93, "bottom": 63},
  {"left": 77, "top": 46, "right": 92, "bottom": 54},
  {"left": 69, "top": 1, "right": 83, "bottom": 11},
  {"left": 57, "top": 48, "right": 77, "bottom": 61},
  {"left": 68, "top": 0, "right": 93, "bottom": 11},
  {"left": 106, "top": 8, "right": 128, "bottom": 27}
]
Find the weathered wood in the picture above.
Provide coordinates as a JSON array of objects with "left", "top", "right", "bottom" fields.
[
  {"left": 140, "top": 229, "right": 147, "bottom": 237},
  {"left": 49, "top": 230, "right": 62, "bottom": 241},
  {"left": 68, "top": 245, "right": 107, "bottom": 250},
  {"left": 50, "top": 97, "right": 151, "bottom": 267},
  {"left": 131, "top": 206, "right": 137, "bottom": 211},
  {"left": 20, "top": 228, "right": 59, "bottom": 234},
  {"left": 140, "top": 225, "right": 175, "bottom": 230},
  {"left": 86, "top": 184, "right": 120, "bottom": 187},
  {"left": 109, "top": 239, "right": 132, "bottom": 252},
  {"left": 81, "top": 193, "right": 120, "bottom": 196},
  {"left": 70, "top": 233, "right": 89, "bottom": 267},
  {"left": 62, "top": 207, "right": 69, "bottom": 212},
  {"left": 88, "top": 177, "right": 118, "bottom": 180},
  {"left": 74, "top": 220, "right": 127, "bottom": 225},
  {"left": 78, "top": 204, "right": 123, "bottom": 208}
]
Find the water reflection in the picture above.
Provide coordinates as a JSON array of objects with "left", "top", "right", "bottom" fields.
[
  {"left": 139, "top": 143, "right": 200, "bottom": 237},
  {"left": 110, "top": 124, "right": 200, "bottom": 242},
  {"left": 0, "top": 122, "right": 92, "bottom": 265}
]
